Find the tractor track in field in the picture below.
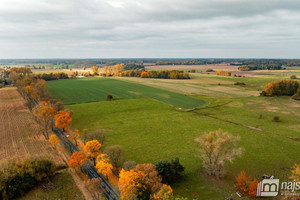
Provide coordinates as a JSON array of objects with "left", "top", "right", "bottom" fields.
[{"left": 188, "top": 102, "right": 300, "bottom": 143}]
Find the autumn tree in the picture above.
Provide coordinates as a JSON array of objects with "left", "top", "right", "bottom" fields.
[
  {"left": 118, "top": 169, "right": 151, "bottom": 200},
  {"left": 235, "top": 170, "right": 251, "bottom": 193},
  {"left": 68, "top": 129, "right": 80, "bottom": 146},
  {"left": 54, "top": 111, "right": 72, "bottom": 132},
  {"left": 195, "top": 129, "right": 243, "bottom": 179},
  {"left": 84, "top": 140, "right": 102, "bottom": 165},
  {"left": 248, "top": 179, "right": 258, "bottom": 196},
  {"left": 290, "top": 163, "right": 300, "bottom": 181},
  {"left": 95, "top": 154, "right": 113, "bottom": 179},
  {"left": 135, "top": 163, "right": 163, "bottom": 193},
  {"left": 49, "top": 134, "right": 59, "bottom": 148},
  {"left": 104, "top": 145, "right": 124, "bottom": 174},
  {"left": 31, "top": 79, "right": 49, "bottom": 101},
  {"left": 91, "top": 66, "right": 99, "bottom": 75},
  {"left": 33, "top": 102, "right": 57, "bottom": 139},
  {"left": 69, "top": 151, "right": 88, "bottom": 168},
  {"left": 153, "top": 184, "right": 173, "bottom": 200}
]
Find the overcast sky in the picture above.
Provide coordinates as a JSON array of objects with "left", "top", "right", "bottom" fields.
[{"left": 0, "top": 0, "right": 300, "bottom": 59}]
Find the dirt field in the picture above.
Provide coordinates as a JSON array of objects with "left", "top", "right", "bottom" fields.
[
  {"left": 0, "top": 87, "right": 63, "bottom": 164},
  {"left": 145, "top": 63, "right": 239, "bottom": 71}
]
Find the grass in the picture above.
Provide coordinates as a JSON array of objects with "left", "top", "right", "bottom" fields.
[
  {"left": 66, "top": 96, "right": 300, "bottom": 199},
  {"left": 47, "top": 77, "right": 207, "bottom": 109},
  {"left": 19, "top": 170, "right": 85, "bottom": 200}
]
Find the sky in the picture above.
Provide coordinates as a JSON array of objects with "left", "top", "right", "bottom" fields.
[{"left": 0, "top": 0, "right": 300, "bottom": 59}]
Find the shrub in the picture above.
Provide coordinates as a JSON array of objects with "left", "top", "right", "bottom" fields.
[
  {"left": 290, "top": 75, "right": 297, "bottom": 79},
  {"left": 107, "top": 94, "right": 113, "bottom": 101},
  {"left": 190, "top": 69, "right": 196, "bottom": 73},
  {"left": 206, "top": 69, "right": 214, "bottom": 72},
  {"left": 155, "top": 158, "right": 184, "bottom": 184},
  {"left": 292, "top": 93, "right": 300, "bottom": 100},
  {"left": 234, "top": 82, "right": 246, "bottom": 86},
  {"left": 273, "top": 116, "right": 280, "bottom": 122},
  {"left": 0, "top": 158, "right": 56, "bottom": 199}
]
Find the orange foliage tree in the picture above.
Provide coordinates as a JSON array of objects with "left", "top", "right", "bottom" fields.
[
  {"left": 69, "top": 151, "right": 88, "bottom": 168},
  {"left": 84, "top": 140, "right": 102, "bottom": 165},
  {"left": 91, "top": 66, "right": 99, "bottom": 75},
  {"left": 290, "top": 163, "right": 300, "bottom": 181},
  {"left": 68, "top": 129, "right": 80, "bottom": 146},
  {"left": 153, "top": 184, "right": 173, "bottom": 200},
  {"left": 49, "top": 134, "right": 59, "bottom": 147},
  {"left": 135, "top": 163, "right": 163, "bottom": 193},
  {"left": 95, "top": 154, "right": 113, "bottom": 179},
  {"left": 235, "top": 170, "right": 252, "bottom": 193},
  {"left": 118, "top": 169, "right": 151, "bottom": 200},
  {"left": 33, "top": 101, "right": 57, "bottom": 139},
  {"left": 248, "top": 179, "right": 258, "bottom": 196},
  {"left": 54, "top": 111, "right": 72, "bottom": 132}
]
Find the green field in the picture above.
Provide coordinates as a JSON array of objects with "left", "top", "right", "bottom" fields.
[
  {"left": 48, "top": 74, "right": 300, "bottom": 199},
  {"left": 47, "top": 77, "right": 207, "bottom": 109},
  {"left": 19, "top": 170, "right": 84, "bottom": 200}
]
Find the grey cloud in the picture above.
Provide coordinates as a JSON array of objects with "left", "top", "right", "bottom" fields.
[{"left": 0, "top": 0, "right": 299, "bottom": 58}]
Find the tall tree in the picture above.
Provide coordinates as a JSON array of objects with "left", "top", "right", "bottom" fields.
[
  {"left": 54, "top": 111, "right": 72, "bottom": 132},
  {"left": 33, "top": 101, "right": 57, "bottom": 139},
  {"left": 84, "top": 140, "right": 102, "bottom": 165},
  {"left": 195, "top": 129, "right": 243, "bottom": 179}
]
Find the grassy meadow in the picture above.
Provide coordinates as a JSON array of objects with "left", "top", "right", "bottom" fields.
[
  {"left": 47, "top": 77, "right": 207, "bottom": 109},
  {"left": 47, "top": 71, "right": 300, "bottom": 199}
]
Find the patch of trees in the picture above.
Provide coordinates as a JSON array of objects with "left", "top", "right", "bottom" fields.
[
  {"left": 124, "top": 63, "right": 145, "bottom": 70},
  {"left": 34, "top": 72, "right": 69, "bottom": 81},
  {"left": 238, "top": 64, "right": 282, "bottom": 71},
  {"left": 261, "top": 80, "right": 299, "bottom": 98},
  {"left": 216, "top": 70, "right": 231, "bottom": 76},
  {"left": 140, "top": 70, "right": 190, "bottom": 79},
  {"left": 0, "top": 158, "right": 56, "bottom": 199},
  {"left": 100, "top": 64, "right": 190, "bottom": 79}
]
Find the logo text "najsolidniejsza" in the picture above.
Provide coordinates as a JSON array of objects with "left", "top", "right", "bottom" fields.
[{"left": 257, "top": 179, "right": 300, "bottom": 197}]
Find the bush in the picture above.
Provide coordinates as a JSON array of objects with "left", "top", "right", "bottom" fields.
[
  {"left": 155, "top": 158, "right": 184, "bottom": 184},
  {"left": 292, "top": 93, "right": 300, "bottom": 100},
  {"left": 107, "top": 94, "right": 113, "bottom": 101},
  {"left": 0, "top": 158, "right": 56, "bottom": 199},
  {"left": 234, "top": 82, "right": 246, "bottom": 86},
  {"left": 206, "top": 69, "right": 214, "bottom": 72},
  {"left": 290, "top": 75, "right": 297, "bottom": 79},
  {"left": 273, "top": 116, "right": 280, "bottom": 122}
]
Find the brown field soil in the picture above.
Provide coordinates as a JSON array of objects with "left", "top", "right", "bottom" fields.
[
  {"left": 145, "top": 63, "right": 239, "bottom": 71},
  {"left": 0, "top": 87, "right": 63, "bottom": 165}
]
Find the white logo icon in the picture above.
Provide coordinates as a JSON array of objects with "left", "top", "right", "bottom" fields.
[{"left": 257, "top": 179, "right": 280, "bottom": 197}]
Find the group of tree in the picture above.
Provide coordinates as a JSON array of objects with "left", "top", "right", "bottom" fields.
[
  {"left": 112, "top": 69, "right": 190, "bottom": 79},
  {"left": 261, "top": 79, "right": 300, "bottom": 100},
  {"left": 34, "top": 72, "right": 69, "bottom": 81},
  {"left": 238, "top": 64, "right": 282, "bottom": 71},
  {"left": 0, "top": 158, "right": 56, "bottom": 199},
  {"left": 66, "top": 134, "right": 186, "bottom": 200},
  {"left": 216, "top": 70, "right": 231, "bottom": 77}
]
